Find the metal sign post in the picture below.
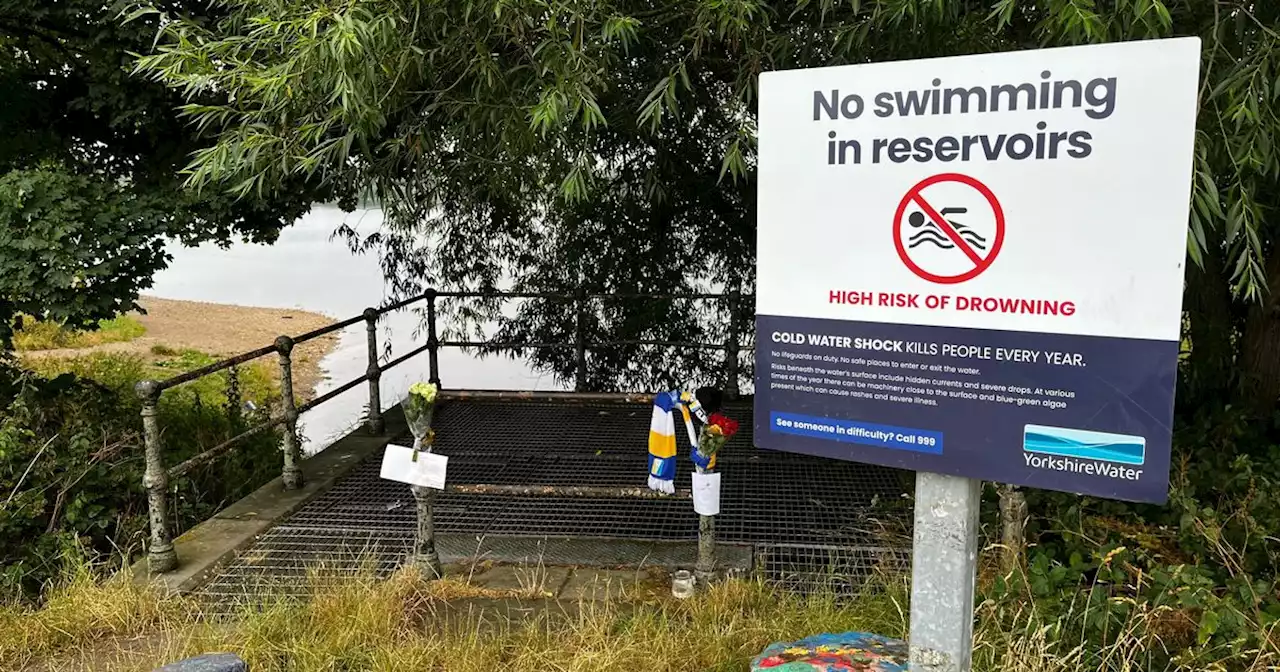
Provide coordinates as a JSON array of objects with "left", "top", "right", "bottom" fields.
[{"left": 908, "top": 472, "right": 981, "bottom": 672}]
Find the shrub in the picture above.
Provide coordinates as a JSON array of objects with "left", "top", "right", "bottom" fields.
[
  {"left": 990, "top": 404, "right": 1280, "bottom": 666},
  {"left": 12, "top": 314, "right": 146, "bottom": 351},
  {"left": 0, "top": 351, "right": 283, "bottom": 597}
]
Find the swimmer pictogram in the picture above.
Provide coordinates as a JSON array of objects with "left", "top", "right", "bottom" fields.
[{"left": 893, "top": 173, "right": 1005, "bottom": 284}]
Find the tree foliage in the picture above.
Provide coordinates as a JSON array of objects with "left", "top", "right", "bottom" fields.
[
  {"left": 0, "top": 0, "right": 333, "bottom": 349},
  {"left": 134, "top": 0, "right": 1280, "bottom": 398}
]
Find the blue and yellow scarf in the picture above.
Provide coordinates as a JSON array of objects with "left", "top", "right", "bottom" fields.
[{"left": 647, "top": 390, "right": 713, "bottom": 494}]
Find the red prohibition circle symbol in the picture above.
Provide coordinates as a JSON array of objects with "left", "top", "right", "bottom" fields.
[{"left": 892, "top": 173, "right": 1005, "bottom": 284}]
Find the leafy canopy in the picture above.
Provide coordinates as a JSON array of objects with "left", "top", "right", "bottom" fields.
[
  {"left": 0, "top": 0, "right": 336, "bottom": 349},
  {"left": 134, "top": 0, "right": 1280, "bottom": 389}
]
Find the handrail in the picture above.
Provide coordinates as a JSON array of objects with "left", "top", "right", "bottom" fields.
[
  {"left": 135, "top": 287, "right": 754, "bottom": 574},
  {"left": 152, "top": 290, "right": 757, "bottom": 394},
  {"left": 152, "top": 344, "right": 277, "bottom": 392}
]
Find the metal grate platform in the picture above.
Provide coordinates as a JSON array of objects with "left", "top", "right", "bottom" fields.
[{"left": 196, "top": 399, "right": 913, "bottom": 605}]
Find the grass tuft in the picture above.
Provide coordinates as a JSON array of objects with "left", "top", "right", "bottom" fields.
[
  {"left": 0, "top": 562, "right": 189, "bottom": 669},
  {"left": 2, "top": 564, "right": 911, "bottom": 672},
  {"left": 13, "top": 314, "right": 146, "bottom": 351}
]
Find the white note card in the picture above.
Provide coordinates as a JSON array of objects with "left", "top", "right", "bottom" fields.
[
  {"left": 380, "top": 444, "right": 448, "bottom": 490},
  {"left": 691, "top": 472, "right": 721, "bottom": 516}
]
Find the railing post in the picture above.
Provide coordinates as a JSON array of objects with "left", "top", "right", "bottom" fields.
[
  {"left": 363, "top": 308, "right": 384, "bottom": 435},
  {"left": 696, "top": 507, "right": 717, "bottom": 585},
  {"left": 724, "top": 288, "right": 741, "bottom": 400},
  {"left": 695, "top": 449, "right": 717, "bottom": 584},
  {"left": 136, "top": 380, "right": 177, "bottom": 573},
  {"left": 425, "top": 288, "right": 441, "bottom": 387},
  {"left": 275, "top": 336, "right": 303, "bottom": 490},
  {"left": 574, "top": 288, "right": 588, "bottom": 392},
  {"left": 411, "top": 486, "right": 444, "bottom": 579}
]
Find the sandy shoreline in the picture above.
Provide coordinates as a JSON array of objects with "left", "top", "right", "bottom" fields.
[{"left": 22, "top": 296, "right": 339, "bottom": 399}]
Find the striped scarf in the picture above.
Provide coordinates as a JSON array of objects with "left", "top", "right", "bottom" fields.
[{"left": 647, "top": 390, "right": 712, "bottom": 494}]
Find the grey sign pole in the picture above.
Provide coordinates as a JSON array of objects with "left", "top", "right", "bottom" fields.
[{"left": 908, "top": 471, "right": 982, "bottom": 672}]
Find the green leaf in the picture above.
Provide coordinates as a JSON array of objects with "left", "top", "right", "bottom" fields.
[
  {"left": 987, "top": 0, "right": 1018, "bottom": 28},
  {"left": 638, "top": 76, "right": 674, "bottom": 134},
  {"left": 1197, "top": 609, "right": 1220, "bottom": 645}
]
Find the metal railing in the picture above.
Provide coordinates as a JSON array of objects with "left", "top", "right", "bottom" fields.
[{"left": 137, "top": 288, "right": 755, "bottom": 573}]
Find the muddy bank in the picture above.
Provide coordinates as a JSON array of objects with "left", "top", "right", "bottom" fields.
[{"left": 22, "top": 296, "right": 338, "bottom": 400}]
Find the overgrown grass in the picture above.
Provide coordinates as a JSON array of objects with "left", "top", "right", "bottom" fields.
[
  {"left": 0, "top": 561, "right": 187, "bottom": 667},
  {"left": 13, "top": 314, "right": 146, "bottom": 351},
  {"left": 2, "top": 561, "right": 1274, "bottom": 672},
  {"left": 0, "top": 564, "right": 908, "bottom": 672}
]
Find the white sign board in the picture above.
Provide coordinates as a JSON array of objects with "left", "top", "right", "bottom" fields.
[{"left": 754, "top": 38, "right": 1200, "bottom": 504}]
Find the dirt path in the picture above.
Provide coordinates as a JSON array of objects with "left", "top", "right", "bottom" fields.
[{"left": 21, "top": 297, "right": 339, "bottom": 399}]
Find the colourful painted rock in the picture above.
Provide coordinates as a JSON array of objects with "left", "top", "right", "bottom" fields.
[{"left": 750, "top": 632, "right": 908, "bottom": 671}]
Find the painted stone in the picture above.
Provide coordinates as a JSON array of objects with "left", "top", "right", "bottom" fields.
[
  {"left": 750, "top": 632, "right": 908, "bottom": 671},
  {"left": 152, "top": 653, "right": 248, "bottom": 672}
]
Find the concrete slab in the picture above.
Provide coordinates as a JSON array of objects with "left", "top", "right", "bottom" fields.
[
  {"left": 471, "top": 565, "right": 571, "bottom": 596},
  {"left": 132, "top": 429, "right": 391, "bottom": 595},
  {"left": 215, "top": 436, "right": 383, "bottom": 522},
  {"left": 434, "top": 535, "right": 756, "bottom": 572},
  {"left": 559, "top": 568, "right": 652, "bottom": 601},
  {"left": 426, "top": 597, "right": 617, "bottom": 631}
]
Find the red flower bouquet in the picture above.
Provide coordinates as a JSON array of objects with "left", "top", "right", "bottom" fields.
[{"left": 696, "top": 413, "right": 739, "bottom": 468}]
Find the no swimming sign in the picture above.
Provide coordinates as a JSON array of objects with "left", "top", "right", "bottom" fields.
[{"left": 754, "top": 38, "right": 1201, "bottom": 504}]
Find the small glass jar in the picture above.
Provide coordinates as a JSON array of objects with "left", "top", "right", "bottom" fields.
[{"left": 671, "top": 569, "right": 696, "bottom": 599}]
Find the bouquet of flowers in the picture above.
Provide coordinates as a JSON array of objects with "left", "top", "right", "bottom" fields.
[
  {"left": 404, "top": 382, "right": 438, "bottom": 460},
  {"left": 695, "top": 413, "right": 739, "bottom": 470}
]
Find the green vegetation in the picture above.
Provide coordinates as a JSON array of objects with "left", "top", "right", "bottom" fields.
[
  {"left": 1036, "top": 405, "right": 1279, "bottom": 649},
  {"left": 0, "top": 350, "right": 282, "bottom": 597},
  {"left": 12, "top": 314, "right": 146, "bottom": 352},
  {"left": 0, "top": 561, "right": 1274, "bottom": 672}
]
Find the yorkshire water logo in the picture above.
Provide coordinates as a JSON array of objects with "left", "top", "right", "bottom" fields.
[
  {"left": 1023, "top": 425, "right": 1146, "bottom": 481},
  {"left": 1024, "top": 425, "right": 1145, "bottom": 464}
]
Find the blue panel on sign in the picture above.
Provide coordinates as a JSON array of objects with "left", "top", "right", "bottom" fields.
[
  {"left": 1023, "top": 424, "right": 1145, "bottom": 466},
  {"left": 754, "top": 314, "right": 1179, "bottom": 503},
  {"left": 771, "top": 412, "right": 943, "bottom": 454}
]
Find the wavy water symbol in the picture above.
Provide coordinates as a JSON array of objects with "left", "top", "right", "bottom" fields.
[
  {"left": 907, "top": 209, "right": 987, "bottom": 251},
  {"left": 1023, "top": 426, "right": 1146, "bottom": 466}
]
